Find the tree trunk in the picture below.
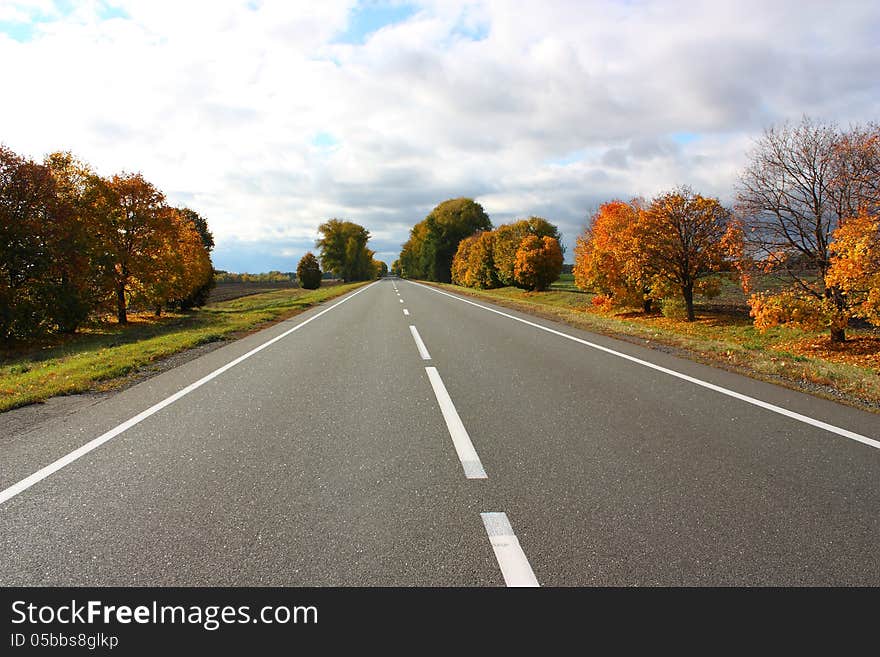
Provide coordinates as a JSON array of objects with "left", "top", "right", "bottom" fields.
[
  {"left": 116, "top": 281, "right": 127, "bottom": 325},
  {"left": 826, "top": 284, "right": 846, "bottom": 342},
  {"left": 642, "top": 297, "right": 652, "bottom": 313},
  {"left": 683, "top": 283, "right": 695, "bottom": 322}
]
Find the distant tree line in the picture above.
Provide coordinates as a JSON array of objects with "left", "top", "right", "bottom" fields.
[
  {"left": 215, "top": 271, "right": 296, "bottom": 283},
  {"left": 0, "top": 145, "right": 214, "bottom": 341}
]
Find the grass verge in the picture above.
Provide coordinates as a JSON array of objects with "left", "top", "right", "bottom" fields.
[
  {"left": 426, "top": 281, "right": 880, "bottom": 414},
  {"left": 0, "top": 282, "right": 368, "bottom": 412}
]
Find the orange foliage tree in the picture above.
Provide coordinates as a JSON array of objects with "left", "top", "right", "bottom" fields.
[
  {"left": 634, "top": 188, "right": 738, "bottom": 321},
  {"left": 573, "top": 199, "right": 654, "bottom": 312},
  {"left": 513, "top": 235, "right": 563, "bottom": 291}
]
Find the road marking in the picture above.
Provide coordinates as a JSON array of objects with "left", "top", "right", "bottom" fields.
[
  {"left": 412, "top": 282, "right": 880, "bottom": 451},
  {"left": 425, "top": 367, "right": 487, "bottom": 479},
  {"left": 481, "top": 512, "right": 540, "bottom": 587},
  {"left": 0, "top": 281, "right": 379, "bottom": 507},
  {"left": 403, "top": 309, "right": 410, "bottom": 316},
  {"left": 409, "top": 325, "right": 431, "bottom": 360},
  {"left": 399, "top": 299, "right": 404, "bottom": 303}
]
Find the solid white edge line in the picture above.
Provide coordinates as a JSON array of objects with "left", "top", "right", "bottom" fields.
[
  {"left": 410, "top": 282, "right": 880, "bottom": 451},
  {"left": 425, "top": 367, "right": 487, "bottom": 479},
  {"left": 481, "top": 512, "right": 540, "bottom": 587},
  {"left": 0, "top": 281, "right": 380, "bottom": 506},
  {"left": 403, "top": 309, "right": 410, "bottom": 316},
  {"left": 409, "top": 325, "right": 432, "bottom": 360}
]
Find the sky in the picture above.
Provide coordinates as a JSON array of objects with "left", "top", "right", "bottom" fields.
[{"left": 1, "top": 0, "right": 878, "bottom": 272}]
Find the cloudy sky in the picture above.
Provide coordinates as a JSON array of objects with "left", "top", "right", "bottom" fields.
[{"left": 2, "top": 0, "right": 878, "bottom": 271}]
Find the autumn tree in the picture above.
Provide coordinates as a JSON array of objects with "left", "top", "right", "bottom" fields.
[
  {"left": 0, "top": 145, "right": 57, "bottom": 339},
  {"left": 494, "top": 217, "right": 561, "bottom": 286},
  {"left": 573, "top": 200, "right": 653, "bottom": 312},
  {"left": 737, "top": 118, "right": 880, "bottom": 341},
  {"left": 451, "top": 230, "right": 500, "bottom": 289},
  {"left": 39, "top": 152, "right": 115, "bottom": 332},
  {"left": 169, "top": 207, "right": 215, "bottom": 309},
  {"left": 513, "top": 235, "right": 563, "bottom": 291},
  {"left": 137, "top": 207, "right": 213, "bottom": 315},
  {"left": 316, "top": 219, "right": 374, "bottom": 282},
  {"left": 825, "top": 212, "right": 880, "bottom": 326},
  {"left": 1, "top": 144, "right": 217, "bottom": 337},
  {"left": 398, "top": 198, "right": 491, "bottom": 282},
  {"left": 93, "top": 172, "right": 171, "bottom": 324},
  {"left": 297, "top": 252, "right": 322, "bottom": 289},
  {"left": 635, "top": 188, "right": 737, "bottom": 322},
  {"left": 451, "top": 233, "right": 477, "bottom": 286}
]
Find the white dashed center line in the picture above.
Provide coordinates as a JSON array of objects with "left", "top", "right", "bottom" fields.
[
  {"left": 481, "top": 512, "right": 540, "bottom": 587},
  {"left": 425, "top": 367, "right": 487, "bottom": 479},
  {"left": 409, "top": 325, "right": 431, "bottom": 360}
]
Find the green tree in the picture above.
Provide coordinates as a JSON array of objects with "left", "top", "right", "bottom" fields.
[
  {"left": 316, "top": 219, "right": 375, "bottom": 282},
  {"left": 297, "top": 252, "right": 322, "bottom": 289},
  {"left": 399, "top": 198, "right": 491, "bottom": 282}
]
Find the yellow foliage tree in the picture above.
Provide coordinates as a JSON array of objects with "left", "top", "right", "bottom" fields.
[
  {"left": 135, "top": 207, "right": 213, "bottom": 315},
  {"left": 513, "top": 235, "right": 563, "bottom": 291},
  {"left": 826, "top": 213, "right": 880, "bottom": 325},
  {"left": 451, "top": 231, "right": 500, "bottom": 288},
  {"left": 493, "top": 217, "right": 561, "bottom": 286},
  {"left": 749, "top": 214, "right": 880, "bottom": 338}
]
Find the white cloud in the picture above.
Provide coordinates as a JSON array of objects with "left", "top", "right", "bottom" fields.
[{"left": 1, "top": 0, "right": 878, "bottom": 269}]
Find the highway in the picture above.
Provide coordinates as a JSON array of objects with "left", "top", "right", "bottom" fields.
[{"left": 2, "top": 277, "right": 879, "bottom": 586}]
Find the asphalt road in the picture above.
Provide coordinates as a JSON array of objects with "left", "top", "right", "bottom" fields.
[{"left": 2, "top": 278, "right": 880, "bottom": 586}]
